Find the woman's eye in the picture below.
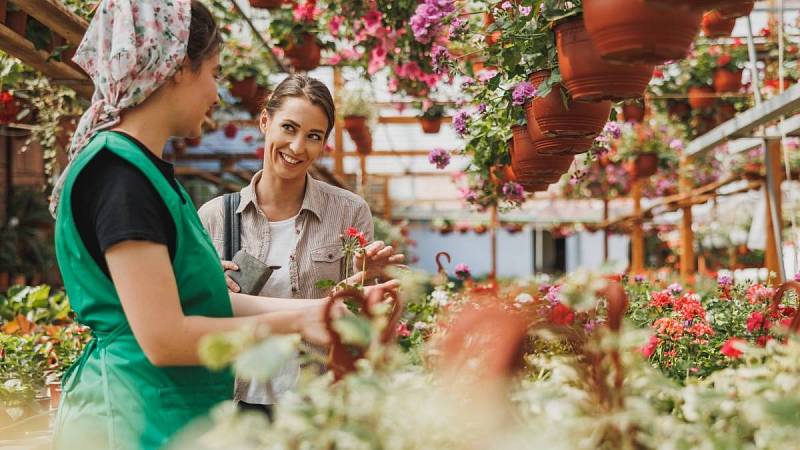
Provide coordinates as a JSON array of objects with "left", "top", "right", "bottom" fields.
[
  {"left": 282, "top": 124, "right": 295, "bottom": 132},
  {"left": 308, "top": 134, "right": 322, "bottom": 141}
]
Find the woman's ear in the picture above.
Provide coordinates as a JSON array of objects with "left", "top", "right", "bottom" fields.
[
  {"left": 170, "top": 58, "right": 191, "bottom": 85},
  {"left": 259, "top": 110, "right": 270, "bottom": 133}
]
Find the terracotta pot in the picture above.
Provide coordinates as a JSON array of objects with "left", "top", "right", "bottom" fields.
[
  {"left": 633, "top": 153, "right": 659, "bottom": 179},
  {"left": 511, "top": 126, "right": 574, "bottom": 185},
  {"left": 284, "top": 33, "right": 321, "bottom": 71},
  {"left": 229, "top": 76, "right": 257, "bottom": 101},
  {"left": 716, "top": 103, "right": 736, "bottom": 123},
  {"left": 11, "top": 274, "right": 25, "bottom": 286},
  {"left": 713, "top": 68, "right": 742, "bottom": 93},
  {"left": 621, "top": 102, "right": 645, "bottom": 123},
  {"left": 419, "top": 117, "right": 442, "bottom": 134},
  {"left": 555, "top": 18, "right": 653, "bottom": 102},
  {"left": 524, "top": 102, "right": 595, "bottom": 155},
  {"left": 0, "top": 272, "right": 8, "bottom": 291},
  {"left": 351, "top": 130, "right": 372, "bottom": 155},
  {"left": 244, "top": 86, "right": 270, "bottom": 117},
  {"left": 765, "top": 78, "right": 793, "bottom": 90},
  {"left": 702, "top": 10, "right": 737, "bottom": 38},
  {"left": 668, "top": 101, "right": 691, "bottom": 119},
  {"left": 5, "top": 8, "right": 27, "bottom": 35},
  {"left": 719, "top": 1, "right": 755, "bottom": 18},
  {"left": 529, "top": 70, "right": 611, "bottom": 138},
  {"left": 583, "top": 0, "right": 702, "bottom": 65},
  {"left": 185, "top": 136, "right": 202, "bottom": 147},
  {"left": 249, "top": 0, "right": 284, "bottom": 8},
  {"left": 484, "top": 13, "right": 501, "bottom": 46},
  {"left": 688, "top": 86, "right": 715, "bottom": 109},
  {"left": 344, "top": 115, "right": 369, "bottom": 143}
]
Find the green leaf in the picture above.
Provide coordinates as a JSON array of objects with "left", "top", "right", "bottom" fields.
[
  {"left": 332, "top": 315, "right": 372, "bottom": 347},
  {"left": 234, "top": 335, "right": 300, "bottom": 382},
  {"left": 315, "top": 279, "right": 337, "bottom": 291},
  {"left": 26, "top": 285, "right": 50, "bottom": 309}
]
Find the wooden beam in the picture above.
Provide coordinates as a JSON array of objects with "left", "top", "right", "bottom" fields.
[
  {"left": 343, "top": 150, "right": 435, "bottom": 157},
  {"left": 333, "top": 67, "right": 344, "bottom": 177},
  {"left": 679, "top": 157, "right": 695, "bottom": 284},
  {"left": 0, "top": 23, "right": 93, "bottom": 98},
  {"left": 764, "top": 140, "right": 784, "bottom": 283},
  {"left": 630, "top": 178, "right": 645, "bottom": 275},
  {"left": 12, "top": 0, "right": 89, "bottom": 46}
]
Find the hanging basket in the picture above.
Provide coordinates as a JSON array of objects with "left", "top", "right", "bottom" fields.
[
  {"left": 284, "top": 33, "right": 321, "bottom": 71},
  {"left": 419, "top": 117, "right": 442, "bottom": 134},
  {"left": 719, "top": 1, "right": 755, "bottom": 18},
  {"left": 688, "top": 86, "right": 716, "bottom": 109},
  {"left": 529, "top": 70, "right": 611, "bottom": 138},
  {"left": 524, "top": 102, "right": 594, "bottom": 155},
  {"left": 702, "top": 10, "right": 737, "bottom": 38},
  {"left": 229, "top": 76, "right": 257, "bottom": 102},
  {"left": 249, "top": 0, "right": 284, "bottom": 8},
  {"left": 632, "top": 153, "right": 659, "bottom": 179},
  {"left": 713, "top": 68, "right": 743, "bottom": 93},
  {"left": 511, "top": 126, "right": 574, "bottom": 186},
  {"left": 621, "top": 102, "right": 645, "bottom": 123},
  {"left": 583, "top": 0, "right": 702, "bottom": 65},
  {"left": 555, "top": 18, "right": 654, "bottom": 102},
  {"left": 344, "top": 115, "right": 369, "bottom": 142}
]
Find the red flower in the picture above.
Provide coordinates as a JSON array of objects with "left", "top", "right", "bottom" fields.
[
  {"left": 641, "top": 335, "right": 659, "bottom": 358},
  {"left": 549, "top": 303, "right": 574, "bottom": 326},
  {"left": 346, "top": 227, "right": 367, "bottom": 247},
  {"left": 746, "top": 311, "right": 769, "bottom": 332},
  {"left": 396, "top": 322, "right": 411, "bottom": 337},
  {"left": 756, "top": 335, "right": 773, "bottom": 347},
  {"left": 243, "top": 135, "right": 254, "bottom": 144},
  {"left": 649, "top": 290, "right": 672, "bottom": 308},
  {"left": 686, "top": 322, "right": 714, "bottom": 337},
  {"left": 720, "top": 338, "right": 745, "bottom": 358},
  {"left": 716, "top": 54, "right": 731, "bottom": 67},
  {"left": 652, "top": 68, "right": 664, "bottom": 79},
  {"left": 653, "top": 317, "right": 685, "bottom": 339}
]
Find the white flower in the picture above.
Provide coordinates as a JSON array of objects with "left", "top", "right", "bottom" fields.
[
  {"left": 413, "top": 321, "right": 428, "bottom": 330},
  {"left": 515, "top": 293, "right": 533, "bottom": 304},
  {"left": 431, "top": 288, "right": 450, "bottom": 306}
]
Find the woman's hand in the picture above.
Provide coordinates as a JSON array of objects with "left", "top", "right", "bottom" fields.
[
  {"left": 221, "top": 260, "right": 241, "bottom": 293},
  {"left": 295, "top": 300, "right": 349, "bottom": 347},
  {"left": 352, "top": 241, "right": 406, "bottom": 283}
]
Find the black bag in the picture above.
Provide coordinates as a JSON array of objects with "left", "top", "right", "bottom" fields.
[{"left": 222, "top": 192, "right": 278, "bottom": 295}]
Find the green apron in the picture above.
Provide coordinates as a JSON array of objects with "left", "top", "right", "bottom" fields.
[{"left": 52, "top": 131, "right": 234, "bottom": 450}]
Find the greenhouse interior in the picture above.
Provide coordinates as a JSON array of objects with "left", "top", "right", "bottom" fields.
[{"left": 4, "top": 0, "right": 800, "bottom": 449}]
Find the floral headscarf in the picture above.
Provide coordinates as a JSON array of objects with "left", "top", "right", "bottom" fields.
[{"left": 50, "top": 0, "right": 192, "bottom": 215}]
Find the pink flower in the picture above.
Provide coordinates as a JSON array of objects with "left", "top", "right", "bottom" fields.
[
  {"left": 746, "top": 311, "right": 769, "bottom": 333},
  {"left": 396, "top": 322, "right": 411, "bottom": 337},
  {"left": 641, "top": 335, "right": 659, "bottom": 358},
  {"left": 477, "top": 69, "right": 498, "bottom": 82},
  {"left": 362, "top": 9, "right": 383, "bottom": 34},
  {"left": 292, "top": 1, "right": 317, "bottom": 22},
  {"left": 396, "top": 61, "right": 423, "bottom": 79},
  {"left": 326, "top": 54, "right": 342, "bottom": 65},
  {"left": 454, "top": 263, "right": 471, "bottom": 280},
  {"left": 368, "top": 46, "right": 388, "bottom": 75},
  {"left": 501, "top": 1, "right": 513, "bottom": 10},
  {"left": 720, "top": 338, "right": 745, "bottom": 358},
  {"left": 549, "top": 303, "right": 575, "bottom": 326},
  {"left": 328, "top": 15, "right": 344, "bottom": 36}
]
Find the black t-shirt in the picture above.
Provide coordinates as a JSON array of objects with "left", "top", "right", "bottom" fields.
[{"left": 71, "top": 131, "right": 182, "bottom": 278}]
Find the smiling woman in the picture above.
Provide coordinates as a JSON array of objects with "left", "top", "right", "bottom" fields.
[{"left": 197, "top": 74, "right": 405, "bottom": 415}]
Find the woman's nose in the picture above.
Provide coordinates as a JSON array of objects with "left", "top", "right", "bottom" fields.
[{"left": 288, "top": 135, "right": 305, "bottom": 154}]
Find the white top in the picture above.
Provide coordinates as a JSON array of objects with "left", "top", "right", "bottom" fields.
[{"left": 243, "top": 214, "right": 299, "bottom": 405}]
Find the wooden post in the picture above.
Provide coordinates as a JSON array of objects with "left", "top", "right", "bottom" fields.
[
  {"left": 490, "top": 205, "right": 498, "bottom": 280},
  {"left": 679, "top": 157, "right": 695, "bottom": 284},
  {"left": 764, "top": 141, "right": 784, "bottom": 282},
  {"left": 603, "top": 197, "right": 609, "bottom": 262},
  {"left": 382, "top": 177, "right": 392, "bottom": 220},
  {"left": 630, "top": 178, "right": 645, "bottom": 274},
  {"left": 333, "top": 67, "right": 344, "bottom": 178},
  {"left": 359, "top": 153, "right": 367, "bottom": 191}
]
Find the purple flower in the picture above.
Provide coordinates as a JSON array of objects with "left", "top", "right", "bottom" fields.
[
  {"left": 501, "top": 1, "right": 513, "bottom": 9},
  {"left": 502, "top": 181, "right": 525, "bottom": 203},
  {"left": 455, "top": 263, "right": 471, "bottom": 280},
  {"left": 448, "top": 16, "right": 467, "bottom": 38},
  {"left": 453, "top": 109, "right": 470, "bottom": 136},
  {"left": 477, "top": 69, "right": 498, "bottom": 82},
  {"left": 519, "top": 5, "right": 532, "bottom": 16},
  {"left": 458, "top": 186, "right": 478, "bottom": 203},
  {"left": 718, "top": 275, "right": 734, "bottom": 287},
  {"left": 634, "top": 274, "right": 646, "bottom": 283},
  {"left": 431, "top": 45, "right": 451, "bottom": 74},
  {"left": 669, "top": 138, "right": 685, "bottom": 151},
  {"left": 461, "top": 76, "right": 475, "bottom": 88},
  {"left": 603, "top": 122, "right": 621, "bottom": 139},
  {"left": 794, "top": 272, "right": 800, "bottom": 282},
  {"left": 428, "top": 148, "right": 451, "bottom": 169},
  {"left": 584, "top": 319, "right": 601, "bottom": 333},
  {"left": 668, "top": 283, "right": 683, "bottom": 295},
  {"left": 544, "top": 285, "right": 562, "bottom": 305},
  {"left": 511, "top": 81, "right": 537, "bottom": 106},
  {"left": 410, "top": 0, "right": 456, "bottom": 44},
  {"left": 476, "top": 103, "right": 486, "bottom": 115}
]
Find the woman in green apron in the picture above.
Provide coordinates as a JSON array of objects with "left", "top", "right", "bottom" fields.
[{"left": 49, "top": 1, "right": 368, "bottom": 448}]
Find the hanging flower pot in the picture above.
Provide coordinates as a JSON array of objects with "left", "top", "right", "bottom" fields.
[
  {"left": 249, "top": 0, "right": 284, "bottom": 8},
  {"left": 419, "top": 117, "right": 442, "bottom": 134},
  {"left": 632, "top": 153, "right": 659, "bottom": 179},
  {"left": 484, "top": 13, "right": 501, "bottom": 46},
  {"left": 353, "top": 131, "right": 373, "bottom": 155},
  {"left": 719, "top": 1, "right": 755, "bottom": 18},
  {"left": 583, "top": 0, "right": 702, "bottom": 65},
  {"left": 344, "top": 115, "right": 369, "bottom": 144},
  {"left": 473, "top": 224, "right": 488, "bottom": 235},
  {"left": 713, "top": 68, "right": 743, "bottom": 93},
  {"left": 524, "top": 102, "right": 595, "bottom": 155},
  {"left": 621, "top": 101, "right": 645, "bottom": 123},
  {"left": 702, "top": 10, "right": 737, "bottom": 38},
  {"left": 284, "top": 33, "right": 321, "bottom": 71},
  {"left": 511, "top": 125, "right": 574, "bottom": 185},
  {"left": 688, "top": 86, "right": 716, "bottom": 109},
  {"left": 229, "top": 76, "right": 257, "bottom": 102},
  {"left": 5, "top": 7, "right": 27, "bottom": 35},
  {"left": 555, "top": 18, "right": 654, "bottom": 102},
  {"left": 529, "top": 71, "right": 611, "bottom": 138},
  {"left": 716, "top": 102, "right": 737, "bottom": 123}
]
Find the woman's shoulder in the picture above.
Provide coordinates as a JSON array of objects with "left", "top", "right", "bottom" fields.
[
  {"left": 197, "top": 195, "right": 225, "bottom": 230},
  {"left": 309, "top": 177, "right": 368, "bottom": 208}
]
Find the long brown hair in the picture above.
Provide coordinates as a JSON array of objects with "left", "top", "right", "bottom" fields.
[{"left": 263, "top": 74, "right": 336, "bottom": 139}]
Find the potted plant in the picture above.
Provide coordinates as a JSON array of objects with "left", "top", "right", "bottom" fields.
[
  {"left": 583, "top": 0, "right": 702, "bottom": 65},
  {"left": 530, "top": 69, "right": 612, "bottom": 138},
  {"left": 340, "top": 87, "right": 376, "bottom": 155},
  {"left": 702, "top": 10, "right": 737, "bottom": 38},
  {"left": 547, "top": 4, "right": 654, "bottom": 102},
  {"left": 269, "top": 4, "right": 327, "bottom": 72},
  {"left": 621, "top": 99, "right": 645, "bottom": 123},
  {"left": 221, "top": 40, "right": 262, "bottom": 103},
  {"left": 613, "top": 120, "right": 680, "bottom": 179},
  {"left": 418, "top": 103, "right": 445, "bottom": 134},
  {"left": 685, "top": 46, "right": 717, "bottom": 109},
  {"left": 710, "top": 43, "right": 747, "bottom": 93}
]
